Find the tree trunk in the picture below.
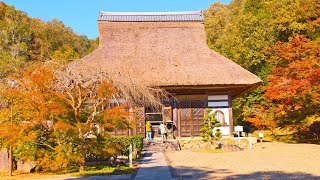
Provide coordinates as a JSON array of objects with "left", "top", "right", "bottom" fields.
[
  {"left": 79, "top": 163, "right": 84, "bottom": 173},
  {"left": 9, "top": 146, "right": 12, "bottom": 176}
]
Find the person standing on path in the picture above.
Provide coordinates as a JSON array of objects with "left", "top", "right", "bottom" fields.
[
  {"left": 159, "top": 122, "right": 167, "bottom": 143},
  {"left": 146, "top": 121, "right": 152, "bottom": 141}
]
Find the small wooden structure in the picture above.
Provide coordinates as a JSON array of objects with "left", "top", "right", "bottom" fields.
[{"left": 73, "top": 11, "right": 262, "bottom": 137}]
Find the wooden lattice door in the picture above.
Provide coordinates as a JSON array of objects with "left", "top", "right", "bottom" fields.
[
  {"left": 192, "top": 108, "right": 204, "bottom": 136},
  {"left": 180, "top": 108, "right": 192, "bottom": 137},
  {"left": 178, "top": 100, "right": 205, "bottom": 137},
  {"left": 134, "top": 107, "right": 145, "bottom": 136}
]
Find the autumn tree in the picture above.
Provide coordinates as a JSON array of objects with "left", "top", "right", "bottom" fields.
[
  {"left": 0, "top": 64, "right": 67, "bottom": 173},
  {"left": 263, "top": 35, "right": 319, "bottom": 131},
  {"left": 0, "top": 64, "right": 136, "bottom": 172},
  {"left": 54, "top": 63, "right": 169, "bottom": 171}
]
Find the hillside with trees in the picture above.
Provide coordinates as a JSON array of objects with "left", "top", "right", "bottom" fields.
[
  {"left": 205, "top": 0, "right": 319, "bottom": 143},
  {"left": 0, "top": 2, "right": 98, "bottom": 79}
]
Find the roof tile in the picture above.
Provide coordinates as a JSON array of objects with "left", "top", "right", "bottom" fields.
[{"left": 98, "top": 11, "right": 204, "bottom": 22}]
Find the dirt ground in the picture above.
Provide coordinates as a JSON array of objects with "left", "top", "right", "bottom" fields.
[{"left": 165, "top": 142, "right": 320, "bottom": 180}]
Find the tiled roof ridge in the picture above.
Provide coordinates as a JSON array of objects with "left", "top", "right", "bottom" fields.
[
  {"left": 99, "top": 10, "right": 203, "bottom": 16},
  {"left": 98, "top": 10, "right": 204, "bottom": 22}
]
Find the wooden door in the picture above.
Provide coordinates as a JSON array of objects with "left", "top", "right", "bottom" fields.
[
  {"left": 192, "top": 108, "right": 204, "bottom": 136},
  {"left": 134, "top": 107, "right": 145, "bottom": 136},
  {"left": 180, "top": 108, "right": 192, "bottom": 137},
  {"left": 178, "top": 100, "right": 205, "bottom": 137}
]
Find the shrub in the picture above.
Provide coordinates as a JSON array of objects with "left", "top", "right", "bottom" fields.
[
  {"left": 104, "top": 135, "right": 144, "bottom": 158},
  {"left": 200, "top": 108, "right": 222, "bottom": 146}
]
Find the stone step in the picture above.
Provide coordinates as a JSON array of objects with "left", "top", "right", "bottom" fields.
[{"left": 143, "top": 140, "right": 181, "bottom": 152}]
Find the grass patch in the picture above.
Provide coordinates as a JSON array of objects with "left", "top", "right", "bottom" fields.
[
  {"left": 72, "top": 165, "right": 136, "bottom": 177},
  {"left": 192, "top": 149, "right": 223, "bottom": 153},
  {"left": 0, "top": 170, "right": 73, "bottom": 180},
  {"left": 0, "top": 165, "right": 135, "bottom": 179},
  {"left": 251, "top": 129, "right": 297, "bottom": 143}
]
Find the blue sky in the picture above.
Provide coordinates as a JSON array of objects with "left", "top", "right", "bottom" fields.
[{"left": 3, "top": 0, "right": 231, "bottom": 39}]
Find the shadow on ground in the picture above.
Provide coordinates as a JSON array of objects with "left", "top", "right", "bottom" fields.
[
  {"left": 53, "top": 166, "right": 319, "bottom": 180},
  {"left": 171, "top": 166, "right": 320, "bottom": 180},
  {"left": 224, "top": 171, "right": 320, "bottom": 180}
]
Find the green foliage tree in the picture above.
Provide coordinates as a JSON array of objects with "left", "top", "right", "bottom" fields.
[
  {"left": 200, "top": 109, "right": 222, "bottom": 145},
  {"left": 0, "top": 3, "right": 32, "bottom": 78},
  {"left": 0, "top": 2, "right": 98, "bottom": 79}
]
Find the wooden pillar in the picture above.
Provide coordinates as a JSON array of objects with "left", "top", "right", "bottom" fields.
[
  {"left": 178, "top": 108, "right": 181, "bottom": 138},
  {"left": 172, "top": 98, "right": 179, "bottom": 138},
  {"left": 228, "top": 95, "right": 234, "bottom": 136},
  {"left": 190, "top": 107, "right": 194, "bottom": 137}
]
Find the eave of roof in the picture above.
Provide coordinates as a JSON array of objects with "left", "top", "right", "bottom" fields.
[{"left": 98, "top": 10, "right": 204, "bottom": 22}]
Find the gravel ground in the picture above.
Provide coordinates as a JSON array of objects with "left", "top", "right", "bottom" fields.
[{"left": 165, "top": 142, "right": 320, "bottom": 180}]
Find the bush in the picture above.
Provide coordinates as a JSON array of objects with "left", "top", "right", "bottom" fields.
[
  {"left": 105, "top": 135, "right": 144, "bottom": 158},
  {"left": 72, "top": 164, "right": 136, "bottom": 177},
  {"left": 200, "top": 109, "right": 221, "bottom": 145}
]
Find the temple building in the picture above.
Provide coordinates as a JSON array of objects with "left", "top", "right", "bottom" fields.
[{"left": 73, "top": 10, "right": 262, "bottom": 137}]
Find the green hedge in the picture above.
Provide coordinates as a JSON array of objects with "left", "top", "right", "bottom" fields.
[{"left": 106, "top": 135, "right": 144, "bottom": 158}]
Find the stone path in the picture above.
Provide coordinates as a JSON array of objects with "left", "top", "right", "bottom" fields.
[{"left": 133, "top": 150, "right": 177, "bottom": 180}]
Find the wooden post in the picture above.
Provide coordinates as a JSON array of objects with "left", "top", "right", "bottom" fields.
[
  {"left": 190, "top": 107, "right": 194, "bottom": 137},
  {"left": 178, "top": 108, "right": 181, "bottom": 138},
  {"left": 238, "top": 131, "right": 240, "bottom": 147},
  {"left": 228, "top": 95, "right": 234, "bottom": 136},
  {"left": 172, "top": 101, "right": 178, "bottom": 138}
]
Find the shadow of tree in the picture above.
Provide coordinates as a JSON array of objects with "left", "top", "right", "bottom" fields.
[
  {"left": 171, "top": 165, "right": 320, "bottom": 180},
  {"left": 224, "top": 171, "right": 320, "bottom": 180},
  {"left": 61, "top": 164, "right": 320, "bottom": 180}
]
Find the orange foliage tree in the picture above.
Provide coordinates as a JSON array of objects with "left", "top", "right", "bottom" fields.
[
  {"left": 244, "top": 104, "right": 278, "bottom": 132},
  {"left": 0, "top": 64, "right": 131, "bottom": 172},
  {"left": 252, "top": 36, "right": 320, "bottom": 132},
  {"left": 0, "top": 65, "right": 66, "bottom": 173},
  {"left": 55, "top": 70, "right": 130, "bottom": 172}
]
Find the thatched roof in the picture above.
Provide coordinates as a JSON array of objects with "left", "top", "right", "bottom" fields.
[{"left": 71, "top": 11, "right": 261, "bottom": 98}]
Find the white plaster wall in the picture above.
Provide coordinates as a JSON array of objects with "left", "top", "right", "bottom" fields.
[
  {"left": 208, "top": 95, "right": 228, "bottom": 100},
  {"left": 209, "top": 108, "right": 230, "bottom": 125},
  {"left": 213, "top": 126, "right": 230, "bottom": 136},
  {"left": 208, "top": 101, "right": 229, "bottom": 107}
]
